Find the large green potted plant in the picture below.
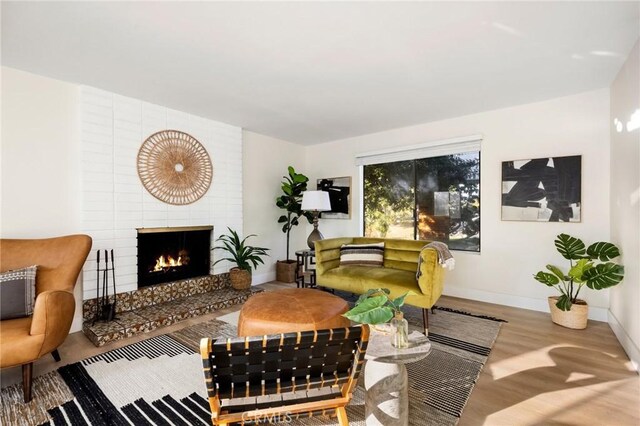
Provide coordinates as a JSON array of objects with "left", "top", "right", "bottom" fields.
[
  {"left": 212, "top": 227, "right": 269, "bottom": 290},
  {"left": 534, "top": 233, "right": 624, "bottom": 329},
  {"left": 275, "top": 166, "right": 313, "bottom": 283}
]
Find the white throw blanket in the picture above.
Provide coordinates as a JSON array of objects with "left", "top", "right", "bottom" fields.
[{"left": 416, "top": 241, "right": 455, "bottom": 280}]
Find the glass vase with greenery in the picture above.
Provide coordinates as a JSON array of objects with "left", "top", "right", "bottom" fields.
[
  {"left": 534, "top": 233, "right": 624, "bottom": 311},
  {"left": 343, "top": 288, "right": 411, "bottom": 348}
]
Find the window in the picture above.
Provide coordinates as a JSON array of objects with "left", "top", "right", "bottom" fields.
[{"left": 363, "top": 151, "right": 480, "bottom": 252}]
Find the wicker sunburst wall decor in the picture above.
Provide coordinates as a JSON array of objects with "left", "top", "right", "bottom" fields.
[{"left": 137, "top": 130, "right": 213, "bottom": 205}]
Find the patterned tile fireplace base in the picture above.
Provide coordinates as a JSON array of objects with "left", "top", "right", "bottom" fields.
[{"left": 82, "top": 274, "right": 260, "bottom": 346}]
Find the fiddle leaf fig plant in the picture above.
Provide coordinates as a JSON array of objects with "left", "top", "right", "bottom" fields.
[
  {"left": 534, "top": 234, "right": 624, "bottom": 311},
  {"left": 343, "top": 288, "right": 412, "bottom": 324},
  {"left": 275, "top": 166, "right": 313, "bottom": 261}
]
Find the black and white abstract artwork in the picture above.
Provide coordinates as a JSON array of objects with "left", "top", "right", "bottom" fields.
[{"left": 501, "top": 155, "right": 581, "bottom": 222}]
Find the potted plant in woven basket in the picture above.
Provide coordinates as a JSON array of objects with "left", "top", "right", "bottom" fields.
[
  {"left": 212, "top": 227, "right": 269, "bottom": 290},
  {"left": 275, "top": 166, "right": 313, "bottom": 283},
  {"left": 534, "top": 233, "right": 624, "bottom": 329}
]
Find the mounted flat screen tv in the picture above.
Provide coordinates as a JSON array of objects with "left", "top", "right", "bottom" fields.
[{"left": 317, "top": 176, "right": 351, "bottom": 219}]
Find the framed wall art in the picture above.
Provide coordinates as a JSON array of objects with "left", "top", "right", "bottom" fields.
[
  {"left": 501, "top": 155, "right": 581, "bottom": 222},
  {"left": 317, "top": 176, "right": 351, "bottom": 219}
]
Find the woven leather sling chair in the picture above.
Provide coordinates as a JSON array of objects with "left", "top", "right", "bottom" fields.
[{"left": 200, "top": 325, "right": 369, "bottom": 426}]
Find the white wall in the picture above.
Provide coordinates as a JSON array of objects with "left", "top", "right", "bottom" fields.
[
  {"left": 1, "top": 67, "right": 85, "bottom": 330},
  {"left": 242, "top": 131, "right": 307, "bottom": 284},
  {"left": 305, "top": 89, "right": 611, "bottom": 320},
  {"left": 80, "top": 87, "right": 243, "bottom": 300},
  {"left": 609, "top": 39, "right": 640, "bottom": 371},
  {"left": 1, "top": 68, "right": 81, "bottom": 236}
]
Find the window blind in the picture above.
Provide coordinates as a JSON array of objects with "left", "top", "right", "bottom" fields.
[{"left": 354, "top": 134, "right": 482, "bottom": 166}]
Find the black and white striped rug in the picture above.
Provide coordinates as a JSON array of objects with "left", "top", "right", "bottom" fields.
[
  {"left": 49, "top": 335, "right": 210, "bottom": 426},
  {"left": 1, "top": 306, "right": 503, "bottom": 426}
]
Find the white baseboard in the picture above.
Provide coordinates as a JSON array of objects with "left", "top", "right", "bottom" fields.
[
  {"left": 442, "top": 286, "right": 609, "bottom": 322},
  {"left": 607, "top": 310, "right": 640, "bottom": 373},
  {"left": 252, "top": 271, "right": 276, "bottom": 286}
]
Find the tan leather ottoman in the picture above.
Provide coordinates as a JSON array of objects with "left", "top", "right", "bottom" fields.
[{"left": 237, "top": 288, "right": 351, "bottom": 336}]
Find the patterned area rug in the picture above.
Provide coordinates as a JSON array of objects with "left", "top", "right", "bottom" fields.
[{"left": 1, "top": 304, "right": 503, "bottom": 425}]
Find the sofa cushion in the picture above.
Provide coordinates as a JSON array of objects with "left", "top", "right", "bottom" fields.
[
  {"left": 340, "top": 243, "right": 384, "bottom": 267},
  {"left": 323, "top": 265, "right": 416, "bottom": 292},
  {"left": 0, "top": 265, "right": 37, "bottom": 320},
  {"left": 323, "top": 266, "right": 436, "bottom": 308}
]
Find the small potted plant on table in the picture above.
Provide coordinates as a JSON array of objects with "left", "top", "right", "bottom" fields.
[
  {"left": 534, "top": 233, "right": 624, "bottom": 329},
  {"left": 343, "top": 288, "right": 411, "bottom": 348},
  {"left": 212, "top": 227, "right": 269, "bottom": 290}
]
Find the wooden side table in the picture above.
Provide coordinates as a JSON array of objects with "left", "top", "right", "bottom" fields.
[
  {"left": 295, "top": 249, "right": 316, "bottom": 288},
  {"left": 364, "top": 329, "right": 432, "bottom": 426}
]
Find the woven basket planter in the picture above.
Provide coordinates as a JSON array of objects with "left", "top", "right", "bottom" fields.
[
  {"left": 276, "top": 260, "right": 297, "bottom": 283},
  {"left": 548, "top": 296, "right": 588, "bottom": 329},
  {"left": 229, "top": 268, "right": 252, "bottom": 290}
]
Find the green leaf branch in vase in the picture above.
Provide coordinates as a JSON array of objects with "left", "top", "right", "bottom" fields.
[{"left": 343, "top": 288, "right": 412, "bottom": 325}]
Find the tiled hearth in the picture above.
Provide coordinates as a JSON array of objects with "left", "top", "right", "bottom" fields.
[{"left": 82, "top": 274, "right": 260, "bottom": 346}]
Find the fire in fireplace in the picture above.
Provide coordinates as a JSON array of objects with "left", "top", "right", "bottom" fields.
[
  {"left": 152, "top": 252, "right": 189, "bottom": 273},
  {"left": 137, "top": 226, "right": 212, "bottom": 287}
]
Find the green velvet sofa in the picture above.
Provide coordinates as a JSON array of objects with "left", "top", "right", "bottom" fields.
[{"left": 314, "top": 237, "right": 446, "bottom": 333}]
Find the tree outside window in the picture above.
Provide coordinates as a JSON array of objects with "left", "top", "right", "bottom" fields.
[{"left": 363, "top": 152, "right": 480, "bottom": 252}]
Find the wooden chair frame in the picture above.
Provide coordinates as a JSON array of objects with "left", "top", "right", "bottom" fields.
[{"left": 200, "top": 325, "right": 369, "bottom": 426}]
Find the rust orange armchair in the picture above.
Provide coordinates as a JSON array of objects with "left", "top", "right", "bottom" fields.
[{"left": 0, "top": 234, "right": 92, "bottom": 402}]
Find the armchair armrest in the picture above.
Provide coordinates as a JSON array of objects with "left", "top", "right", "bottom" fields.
[
  {"left": 417, "top": 249, "right": 445, "bottom": 306},
  {"left": 30, "top": 290, "right": 75, "bottom": 357}
]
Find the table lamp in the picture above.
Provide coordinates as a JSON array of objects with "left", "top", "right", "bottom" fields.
[{"left": 301, "top": 190, "right": 332, "bottom": 250}]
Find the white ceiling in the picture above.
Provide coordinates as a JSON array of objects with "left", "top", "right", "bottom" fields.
[{"left": 2, "top": 2, "right": 639, "bottom": 145}]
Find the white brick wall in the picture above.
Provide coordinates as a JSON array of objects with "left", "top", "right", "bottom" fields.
[{"left": 80, "top": 87, "right": 243, "bottom": 300}]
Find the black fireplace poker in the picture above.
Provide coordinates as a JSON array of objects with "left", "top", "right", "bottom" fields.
[{"left": 93, "top": 249, "right": 118, "bottom": 324}]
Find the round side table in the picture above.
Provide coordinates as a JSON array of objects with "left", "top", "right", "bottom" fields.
[{"left": 364, "top": 329, "right": 431, "bottom": 426}]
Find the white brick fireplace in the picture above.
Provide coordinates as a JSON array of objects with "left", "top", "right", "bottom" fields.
[{"left": 80, "top": 87, "right": 243, "bottom": 300}]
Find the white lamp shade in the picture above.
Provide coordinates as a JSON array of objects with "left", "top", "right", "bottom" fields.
[{"left": 302, "top": 190, "right": 332, "bottom": 211}]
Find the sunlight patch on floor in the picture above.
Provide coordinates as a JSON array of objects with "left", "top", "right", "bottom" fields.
[
  {"left": 487, "top": 344, "right": 561, "bottom": 380},
  {"left": 565, "top": 372, "right": 596, "bottom": 383}
]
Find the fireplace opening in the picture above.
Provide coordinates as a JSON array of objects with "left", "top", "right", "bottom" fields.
[{"left": 137, "top": 226, "right": 212, "bottom": 288}]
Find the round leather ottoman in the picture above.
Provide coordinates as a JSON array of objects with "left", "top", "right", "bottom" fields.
[{"left": 238, "top": 288, "right": 351, "bottom": 336}]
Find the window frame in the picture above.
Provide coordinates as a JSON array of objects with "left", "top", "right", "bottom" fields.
[{"left": 357, "top": 135, "right": 482, "bottom": 252}]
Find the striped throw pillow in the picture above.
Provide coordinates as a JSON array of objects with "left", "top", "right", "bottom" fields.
[
  {"left": 340, "top": 243, "right": 384, "bottom": 267},
  {"left": 0, "top": 265, "right": 37, "bottom": 320}
]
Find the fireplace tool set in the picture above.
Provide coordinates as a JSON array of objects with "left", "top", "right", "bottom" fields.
[{"left": 93, "top": 249, "right": 118, "bottom": 324}]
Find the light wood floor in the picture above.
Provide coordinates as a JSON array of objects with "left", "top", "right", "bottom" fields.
[{"left": 2, "top": 282, "right": 639, "bottom": 425}]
